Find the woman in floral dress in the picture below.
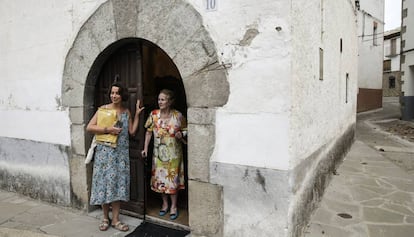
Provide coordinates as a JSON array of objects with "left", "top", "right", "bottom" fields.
[
  {"left": 141, "top": 89, "right": 187, "bottom": 220},
  {"left": 86, "top": 82, "right": 144, "bottom": 231}
]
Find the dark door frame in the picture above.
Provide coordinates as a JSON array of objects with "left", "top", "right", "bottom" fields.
[{"left": 89, "top": 38, "right": 188, "bottom": 226}]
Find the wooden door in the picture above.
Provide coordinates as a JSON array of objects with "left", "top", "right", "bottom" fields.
[{"left": 95, "top": 42, "right": 145, "bottom": 215}]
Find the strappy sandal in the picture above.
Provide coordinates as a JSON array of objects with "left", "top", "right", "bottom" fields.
[
  {"left": 99, "top": 219, "right": 110, "bottom": 231},
  {"left": 170, "top": 207, "right": 179, "bottom": 220},
  {"left": 112, "top": 221, "right": 129, "bottom": 232},
  {"left": 159, "top": 206, "right": 170, "bottom": 216}
]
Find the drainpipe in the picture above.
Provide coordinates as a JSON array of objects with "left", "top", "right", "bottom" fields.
[{"left": 362, "top": 11, "right": 365, "bottom": 39}]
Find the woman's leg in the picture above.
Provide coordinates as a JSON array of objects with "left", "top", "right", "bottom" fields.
[
  {"left": 161, "top": 193, "right": 169, "bottom": 210},
  {"left": 102, "top": 203, "right": 110, "bottom": 219},
  {"left": 111, "top": 201, "right": 120, "bottom": 224},
  {"left": 159, "top": 193, "right": 170, "bottom": 216},
  {"left": 170, "top": 194, "right": 178, "bottom": 213},
  {"left": 99, "top": 204, "right": 111, "bottom": 231},
  {"left": 169, "top": 194, "right": 179, "bottom": 220},
  {"left": 110, "top": 201, "right": 129, "bottom": 231}
]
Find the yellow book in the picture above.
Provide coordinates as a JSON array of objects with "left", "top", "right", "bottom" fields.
[{"left": 95, "top": 108, "right": 118, "bottom": 147}]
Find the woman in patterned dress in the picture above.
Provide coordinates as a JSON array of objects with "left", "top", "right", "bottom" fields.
[
  {"left": 86, "top": 82, "right": 144, "bottom": 231},
  {"left": 141, "top": 89, "right": 187, "bottom": 220}
]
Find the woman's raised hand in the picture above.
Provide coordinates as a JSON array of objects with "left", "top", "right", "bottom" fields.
[{"left": 136, "top": 99, "right": 145, "bottom": 114}]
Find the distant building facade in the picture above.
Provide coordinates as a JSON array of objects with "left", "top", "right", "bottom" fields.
[
  {"left": 356, "top": 0, "right": 385, "bottom": 112},
  {"left": 401, "top": 0, "right": 414, "bottom": 120},
  {"left": 383, "top": 28, "right": 401, "bottom": 97}
]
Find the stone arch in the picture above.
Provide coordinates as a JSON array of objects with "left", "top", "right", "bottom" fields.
[{"left": 62, "top": 0, "right": 228, "bottom": 235}]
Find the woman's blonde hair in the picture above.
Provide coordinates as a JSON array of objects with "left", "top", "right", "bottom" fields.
[{"left": 159, "top": 89, "right": 175, "bottom": 106}]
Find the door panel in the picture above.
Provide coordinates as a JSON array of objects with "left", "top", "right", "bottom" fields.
[
  {"left": 95, "top": 43, "right": 145, "bottom": 215},
  {"left": 94, "top": 40, "right": 188, "bottom": 224}
]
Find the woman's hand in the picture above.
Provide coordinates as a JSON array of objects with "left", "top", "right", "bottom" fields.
[
  {"left": 175, "top": 131, "right": 183, "bottom": 139},
  {"left": 108, "top": 126, "right": 122, "bottom": 135},
  {"left": 175, "top": 131, "right": 187, "bottom": 144},
  {"left": 136, "top": 99, "right": 145, "bottom": 114},
  {"left": 141, "top": 150, "right": 148, "bottom": 158}
]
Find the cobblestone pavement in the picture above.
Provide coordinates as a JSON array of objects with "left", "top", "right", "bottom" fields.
[
  {"left": 378, "top": 120, "right": 414, "bottom": 143},
  {"left": 0, "top": 188, "right": 139, "bottom": 237},
  {"left": 304, "top": 97, "right": 414, "bottom": 237}
]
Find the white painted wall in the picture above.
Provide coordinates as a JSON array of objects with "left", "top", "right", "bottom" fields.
[
  {"left": 360, "top": 0, "right": 384, "bottom": 18},
  {"left": 289, "top": 0, "right": 358, "bottom": 167},
  {"left": 190, "top": 0, "right": 292, "bottom": 170},
  {"left": 192, "top": 0, "right": 357, "bottom": 170},
  {"left": 0, "top": 0, "right": 292, "bottom": 170},
  {"left": 402, "top": 1, "right": 414, "bottom": 53},
  {"left": 0, "top": 0, "right": 358, "bottom": 171},
  {"left": 357, "top": 0, "right": 385, "bottom": 89},
  {"left": 0, "top": 0, "right": 106, "bottom": 145},
  {"left": 401, "top": 0, "right": 414, "bottom": 97}
]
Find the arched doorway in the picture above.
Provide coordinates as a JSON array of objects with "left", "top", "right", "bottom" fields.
[
  {"left": 62, "top": 0, "right": 229, "bottom": 235},
  {"left": 90, "top": 38, "right": 189, "bottom": 226}
]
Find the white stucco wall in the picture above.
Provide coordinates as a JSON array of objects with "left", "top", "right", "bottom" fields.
[
  {"left": 359, "top": 0, "right": 384, "bottom": 18},
  {"left": 357, "top": 0, "right": 385, "bottom": 89},
  {"left": 0, "top": 0, "right": 357, "bottom": 171},
  {"left": 402, "top": 2, "right": 414, "bottom": 53},
  {"left": 401, "top": 0, "right": 414, "bottom": 97},
  {"left": 0, "top": 0, "right": 291, "bottom": 170},
  {"left": 190, "top": 0, "right": 292, "bottom": 170},
  {"left": 290, "top": 0, "right": 358, "bottom": 167},
  {"left": 383, "top": 32, "right": 400, "bottom": 71},
  {"left": 0, "top": 0, "right": 106, "bottom": 145}
]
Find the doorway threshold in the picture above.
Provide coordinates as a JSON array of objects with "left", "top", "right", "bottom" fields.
[
  {"left": 144, "top": 215, "right": 190, "bottom": 232},
  {"left": 126, "top": 221, "right": 191, "bottom": 237}
]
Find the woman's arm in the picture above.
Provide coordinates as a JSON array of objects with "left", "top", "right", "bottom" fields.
[
  {"left": 128, "top": 99, "right": 145, "bottom": 136},
  {"left": 86, "top": 111, "right": 107, "bottom": 134},
  {"left": 174, "top": 111, "right": 187, "bottom": 144},
  {"left": 141, "top": 131, "right": 152, "bottom": 158},
  {"left": 86, "top": 107, "right": 120, "bottom": 135}
]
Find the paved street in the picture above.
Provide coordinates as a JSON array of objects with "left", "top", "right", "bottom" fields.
[
  {"left": 0, "top": 97, "right": 413, "bottom": 237},
  {"left": 305, "top": 97, "right": 414, "bottom": 237},
  {"left": 0, "top": 190, "right": 140, "bottom": 237}
]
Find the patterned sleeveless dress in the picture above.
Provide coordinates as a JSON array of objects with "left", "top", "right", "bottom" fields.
[{"left": 90, "top": 112, "right": 130, "bottom": 205}]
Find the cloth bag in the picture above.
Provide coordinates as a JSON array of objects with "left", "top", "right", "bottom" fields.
[
  {"left": 85, "top": 136, "right": 97, "bottom": 164},
  {"left": 95, "top": 108, "right": 118, "bottom": 147}
]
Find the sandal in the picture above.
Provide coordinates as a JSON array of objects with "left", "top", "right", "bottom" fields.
[
  {"left": 159, "top": 207, "right": 170, "bottom": 216},
  {"left": 112, "top": 221, "right": 129, "bottom": 232},
  {"left": 170, "top": 208, "right": 179, "bottom": 220},
  {"left": 99, "top": 219, "right": 110, "bottom": 231}
]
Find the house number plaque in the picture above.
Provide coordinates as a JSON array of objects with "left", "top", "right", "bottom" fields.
[{"left": 206, "top": 0, "right": 217, "bottom": 11}]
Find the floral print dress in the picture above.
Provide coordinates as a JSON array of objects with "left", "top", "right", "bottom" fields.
[
  {"left": 145, "top": 109, "right": 187, "bottom": 194},
  {"left": 90, "top": 112, "right": 130, "bottom": 205}
]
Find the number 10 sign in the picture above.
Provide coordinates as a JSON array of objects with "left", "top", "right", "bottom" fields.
[{"left": 205, "top": 0, "right": 218, "bottom": 11}]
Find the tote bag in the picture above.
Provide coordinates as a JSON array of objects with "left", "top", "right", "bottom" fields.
[{"left": 85, "top": 136, "right": 97, "bottom": 164}]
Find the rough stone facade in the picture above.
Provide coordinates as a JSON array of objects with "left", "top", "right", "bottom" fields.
[
  {"left": 0, "top": 137, "right": 70, "bottom": 205},
  {"left": 383, "top": 71, "right": 401, "bottom": 97}
]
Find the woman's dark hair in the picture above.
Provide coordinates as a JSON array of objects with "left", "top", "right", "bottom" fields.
[
  {"left": 159, "top": 89, "right": 175, "bottom": 107},
  {"left": 108, "top": 82, "right": 129, "bottom": 102}
]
